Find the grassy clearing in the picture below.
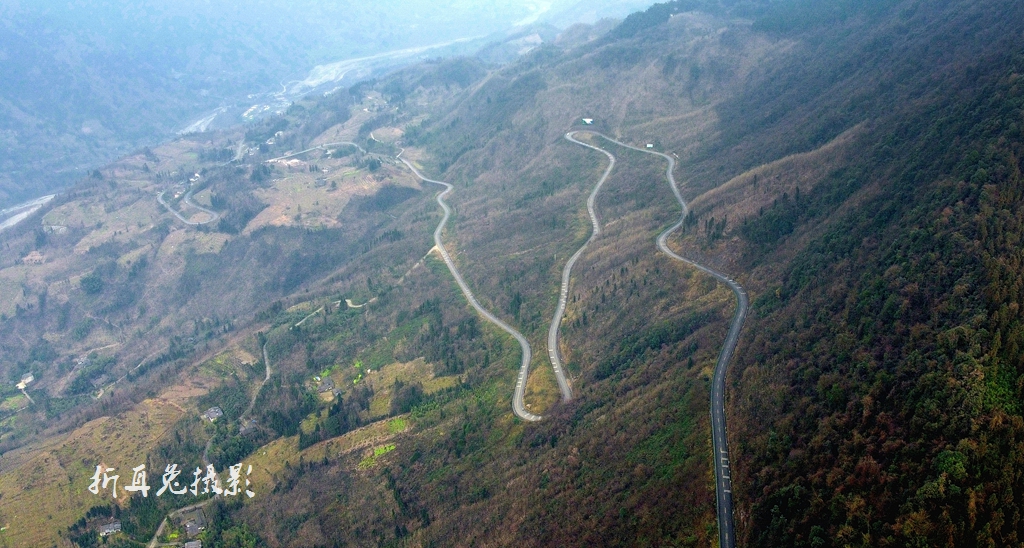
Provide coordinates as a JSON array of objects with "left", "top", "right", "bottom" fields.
[
  {"left": 422, "top": 375, "right": 459, "bottom": 394},
  {"left": 524, "top": 354, "right": 560, "bottom": 416},
  {"left": 388, "top": 417, "right": 407, "bottom": 434},
  {"left": 245, "top": 415, "right": 410, "bottom": 495},
  {"left": 196, "top": 351, "right": 248, "bottom": 380},
  {"left": 364, "top": 358, "right": 460, "bottom": 419},
  {"left": 358, "top": 443, "right": 397, "bottom": 469},
  {"left": 160, "top": 524, "right": 185, "bottom": 544},
  {"left": 72, "top": 198, "right": 161, "bottom": 254},
  {"left": 364, "top": 358, "right": 430, "bottom": 390},
  {"left": 368, "top": 393, "right": 389, "bottom": 417},
  {"left": 116, "top": 245, "right": 151, "bottom": 267},
  {"left": 0, "top": 394, "right": 26, "bottom": 412},
  {"left": 189, "top": 231, "right": 230, "bottom": 254},
  {"left": 285, "top": 301, "right": 315, "bottom": 314},
  {"left": 242, "top": 153, "right": 420, "bottom": 233},
  {"left": 0, "top": 399, "right": 184, "bottom": 547},
  {"left": 192, "top": 188, "right": 213, "bottom": 208},
  {"left": 42, "top": 200, "right": 101, "bottom": 227},
  {"left": 300, "top": 415, "right": 316, "bottom": 434},
  {"left": 0, "top": 267, "right": 29, "bottom": 317}
]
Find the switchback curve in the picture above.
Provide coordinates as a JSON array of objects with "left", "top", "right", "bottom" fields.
[
  {"left": 397, "top": 151, "right": 541, "bottom": 422},
  {"left": 542, "top": 131, "right": 620, "bottom": 402},
  {"left": 568, "top": 132, "right": 747, "bottom": 548}
]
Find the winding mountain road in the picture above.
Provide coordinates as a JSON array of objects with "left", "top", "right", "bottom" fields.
[
  {"left": 542, "top": 132, "right": 621, "bottom": 402},
  {"left": 568, "top": 133, "right": 747, "bottom": 548},
  {"left": 157, "top": 188, "right": 219, "bottom": 226},
  {"left": 159, "top": 141, "right": 367, "bottom": 226},
  {"left": 150, "top": 342, "right": 271, "bottom": 548},
  {"left": 266, "top": 141, "right": 367, "bottom": 163},
  {"left": 397, "top": 151, "right": 541, "bottom": 422}
]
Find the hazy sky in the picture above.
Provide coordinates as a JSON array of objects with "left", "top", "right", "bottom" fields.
[{"left": 0, "top": 0, "right": 659, "bottom": 205}]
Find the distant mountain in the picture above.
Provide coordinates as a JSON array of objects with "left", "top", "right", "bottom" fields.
[
  {"left": 17, "top": 1, "right": 1024, "bottom": 546},
  {"left": 260, "top": 1, "right": 1024, "bottom": 545},
  {"left": 0, "top": 0, "right": 658, "bottom": 209},
  {"left": 544, "top": 0, "right": 664, "bottom": 26}
]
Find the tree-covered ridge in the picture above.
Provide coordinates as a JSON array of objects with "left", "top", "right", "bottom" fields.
[
  {"left": 7, "top": 0, "right": 1024, "bottom": 544},
  {"left": 735, "top": 47, "right": 1024, "bottom": 547}
]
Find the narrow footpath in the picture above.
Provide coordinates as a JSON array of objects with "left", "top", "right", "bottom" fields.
[{"left": 151, "top": 342, "right": 271, "bottom": 547}]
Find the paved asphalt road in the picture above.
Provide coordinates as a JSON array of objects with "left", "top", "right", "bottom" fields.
[
  {"left": 571, "top": 133, "right": 748, "bottom": 548},
  {"left": 398, "top": 151, "right": 541, "bottom": 422},
  {"left": 157, "top": 188, "right": 219, "bottom": 226},
  {"left": 161, "top": 140, "right": 368, "bottom": 226},
  {"left": 183, "top": 186, "right": 220, "bottom": 222},
  {"left": 149, "top": 342, "right": 270, "bottom": 547},
  {"left": 266, "top": 140, "right": 367, "bottom": 163},
  {"left": 541, "top": 131, "right": 621, "bottom": 403}
]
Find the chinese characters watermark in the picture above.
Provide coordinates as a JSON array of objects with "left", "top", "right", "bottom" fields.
[{"left": 89, "top": 463, "right": 254, "bottom": 498}]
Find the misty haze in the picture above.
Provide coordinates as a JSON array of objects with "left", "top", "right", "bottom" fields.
[{"left": 1, "top": 1, "right": 1024, "bottom": 547}]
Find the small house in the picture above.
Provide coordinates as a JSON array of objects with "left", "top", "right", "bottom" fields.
[
  {"left": 318, "top": 377, "right": 336, "bottom": 393},
  {"left": 184, "top": 508, "right": 208, "bottom": 537},
  {"left": 240, "top": 418, "right": 258, "bottom": 436},
  {"left": 16, "top": 373, "right": 34, "bottom": 390},
  {"left": 99, "top": 520, "right": 122, "bottom": 536},
  {"left": 646, "top": 144, "right": 654, "bottom": 149},
  {"left": 202, "top": 406, "right": 224, "bottom": 422}
]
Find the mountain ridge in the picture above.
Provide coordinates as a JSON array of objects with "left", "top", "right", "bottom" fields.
[{"left": 1, "top": 1, "right": 1024, "bottom": 546}]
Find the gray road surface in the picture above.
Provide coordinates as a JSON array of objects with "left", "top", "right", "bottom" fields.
[
  {"left": 577, "top": 133, "right": 748, "bottom": 548},
  {"left": 266, "top": 141, "right": 367, "bottom": 163},
  {"left": 542, "top": 132, "right": 621, "bottom": 403},
  {"left": 157, "top": 188, "right": 219, "bottom": 226},
  {"left": 398, "top": 151, "right": 541, "bottom": 422}
]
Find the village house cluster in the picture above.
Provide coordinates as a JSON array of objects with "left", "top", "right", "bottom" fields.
[{"left": 88, "top": 462, "right": 255, "bottom": 499}]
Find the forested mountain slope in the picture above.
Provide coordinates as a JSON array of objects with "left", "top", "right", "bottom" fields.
[
  {"left": 222, "top": 0, "right": 1024, "bottom": 544},
  {"left": 385, "top": 0, "right": 1024, "bottom": 545},
  {"left": 0, "top": 0, "right": 594, "bottom": 208},
  {"left": 3, "top": 0, "right": 1024, "bottom": 546},
  {"left": 718, "top": 4, "right": 1024, "bottom": 547}
]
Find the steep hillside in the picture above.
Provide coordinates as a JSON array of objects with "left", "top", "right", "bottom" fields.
[
  {"left": 0, "top": 0, "right": 605, "bottom": 208},
  {"left": 3, "top": 0, "right": 1024, "bottom": 546},
  {"left": 355, "top": 0, "right": 1024, "bottom": 545},
  {"left": 715, "top": 6, "right": 1024, "bottom": 547},
  {"left": 202, "top": 3, "right": 788, "bottom": 546}
]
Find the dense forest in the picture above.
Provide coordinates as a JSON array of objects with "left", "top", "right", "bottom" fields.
[
  {"left": 4, "top": 0, "right": 1024, "bottom": 546},
  {"left": 392, "top": 0, "right": 1024, "bottom": 545},
  {"left": 728, "top": 9, "right": 1024, "bottom": 547}
]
